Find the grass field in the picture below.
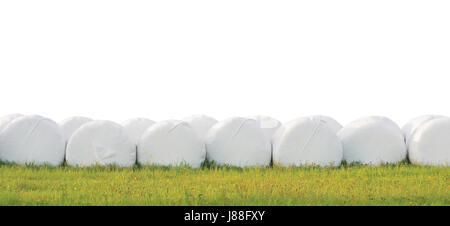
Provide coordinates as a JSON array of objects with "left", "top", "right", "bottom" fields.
[{"left": 0, "top": 161, "right": 448, "bottom": 206}]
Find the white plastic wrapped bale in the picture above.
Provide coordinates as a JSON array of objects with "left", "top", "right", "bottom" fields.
[
  {"left": 307, "top": 115, "right": 343, "bottom": 134},
  {"left": 182, "top": 115, "right": 218, "bottom": 140},
  {"left": 137, "top": 120, "right": 205, "bottom": 168},
  {"left": 338, "top": 116, "right": 407, "bottom": 165},
  {"left": 66, "top": 120, "right": 135, "bottom": 167},
  {"left": 122, "top": 118, "right": 156, "bottom": 145},
  {"left": 249, "top": 115, "right": 281, "bottom": 140},
  {"left": 408, "top": 117, "right": 450, "bottom": 166},
  {"left": 402, "top": 115, "right": 444, "bottom": 147},
  {"left": 0, "top": 113, "right": 24, "bottom": 132},
  {"left": 205, "top": 117, "right": 271, "bottom": 167},
  {"left": 272, "top": 117, "right": 343, "bottom": 167},
  {"left": 59, "top": 116, "right": 93, "bottom": 144},
  {"left": 0, "top": 115, "right": 65, "bottom": 166}
]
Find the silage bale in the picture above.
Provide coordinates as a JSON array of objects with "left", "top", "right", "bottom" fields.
[
  {"left": 338, "top": 116, "right": 407, "bottom": 165},
  {"left": 307, "top": 115, "right": 342, "bottom": 134},
  {"left": 0, "top": 115, "right": 65, "bottom": 166},
  {"left": 248, "top": 115, "right": 281, "bottom": 140},
  {"left": 66, "top": 120, "right": 135, "bottom": 167},
  {"left": 137, "top": 120, "right": 205, "bottom": 168},
  {"left": 205, "top": 117, "right": 271, "bottom": 167},
  {"left": 402, "top": 115, "right": 444, "bottom": 147},
  {"left": 272, "top": 117, "right": 343, "bottom": 167},
  {"left": 59, "top": 116, "right": 93, "bottom": 144},
  {"left": 122, "top": 118, "right": 155, "bottom": 145},
  {"left": 182, "top": 115, "right": 218, "bottom": 140},
  {"left": 408, "top": 117, "right": 450, "bottom": 166}
]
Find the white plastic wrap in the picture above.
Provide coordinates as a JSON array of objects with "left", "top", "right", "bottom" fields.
[
  {"left": 307, "top": 115, "right": 342, "bottom": 134},
  {"left": 272, "top": 117, "right": 343, "bottom": 167},
  {"left": 66, "top": 120, "right": 135, "bottom": 167},
  {"left": 0, "top": 115, "right": 65, "bottom": 166},
  {"left": 0, "top": 113, "right": 24, "bottom": 132},
  {"left": 59, "top": 116, "right": 93, "bottom": 144},
  {"left": 402, "top": 115, "right": 444, "bottom": 147},
  {"left": 122, "top": 118, "right": 155, "bottom": 145},
  {"left": 338, "top": 116, "right": 407, "bottom": 165},
  {"left": 137, "top": 120, "right": 205, "bottom": 168},
  {"left": 408, "top": 117, "right": 450, "bottom": 166},
  {"left": 182, "top": 115, "right": 218, "bottom": 140},
  {"left": 249, "top": 115, "right": 281, "bottom": 140},
  {"left": 205, "top": 117, "right": 271, "bottom": 167}
]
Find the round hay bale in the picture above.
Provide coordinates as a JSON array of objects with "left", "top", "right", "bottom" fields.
[
  {"left": 408, "top": 117, "right": 450, "bottom": 166},
  {"left": 122, "top": 118, "right": 155, "bottom": 145},
  {"left": 0, "top": 115, "right": 65, "bottom": 166},
  {"left": 182, "top": 115, "right": 218, "bottom": 140},
  {"left": 59, "top": 116, "right": 93, "bottom": 144},
  {"left": 137, "top": 120, "right": 205, "bottom": 168},
  {"left": 402, "top": 115, "right": 444, "bottom": 147},
  {"left": 272, "top": 117, "right": 343, "bottom": 167},
  {"left": 338, "top": 116, "right": 407, "bottom": 165},
  {"left": 66, "top": 120, "right": 135, "bottom": 167},
  {"left": 205, "top": 117, "right": 271, "bottom": 167}
]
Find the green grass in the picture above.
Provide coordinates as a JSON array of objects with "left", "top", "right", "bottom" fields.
[{"left": 0, "top": 161, "right": 448, "bottom": 206}]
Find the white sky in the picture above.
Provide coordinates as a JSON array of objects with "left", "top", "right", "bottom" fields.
[{"left": 1, "top": 0, "right": 449, "bottom": 127}]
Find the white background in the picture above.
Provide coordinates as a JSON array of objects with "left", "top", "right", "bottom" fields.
[{"left": 1, "top": 0, "right": 449, "bottom": 126}]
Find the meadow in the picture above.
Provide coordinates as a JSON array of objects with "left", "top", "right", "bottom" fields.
[{"left": 0, "top": 161, "right": 448, "bottom": 206}]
